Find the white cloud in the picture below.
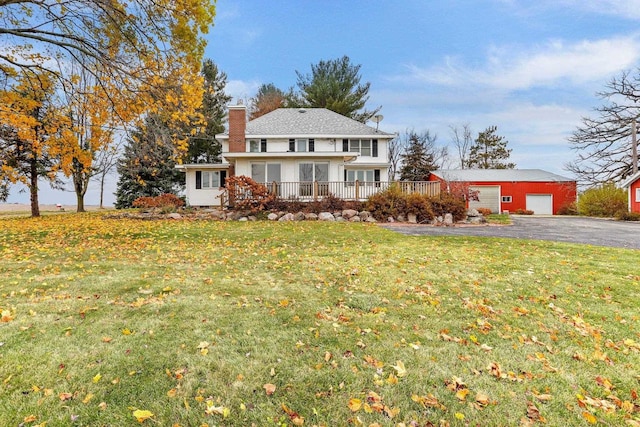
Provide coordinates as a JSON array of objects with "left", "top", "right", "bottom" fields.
[{"left": 405, "top": 35, "right": 640, "bottom": 91}]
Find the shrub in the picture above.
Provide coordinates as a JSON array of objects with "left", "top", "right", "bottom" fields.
[
  {"left": 515, "top": 209, "right": 534, "bottom": 215},
  {"left": 578, "top": 183, "right": 627, "bottom": 217},
  {"left": 616, "top": 211, "right": 640, "bottom": 221},
  {"left": 476, "top": 207, "right": 492, "bottom": 216},
  {"left": 132, "top": 193, "right": 185, "bottom": 209},
  {"left": 225, "top": 175, "right": 275, "bottom": 213},
  {"left": 557, "top": 202, "right": 578, "bottom": 216},
  {"left": 430, "top": 193, "right": 467, "bottom": 221},
  {"left": 365, "top": 184, "right": 407, "bottom": 221},
  {"left": 404, "top": 193, "right": 434, "bottom": 222}
]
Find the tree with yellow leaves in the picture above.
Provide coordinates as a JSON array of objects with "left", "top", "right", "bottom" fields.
[{"left": 0, "top": 71, "right": 75, "bottom": 217}]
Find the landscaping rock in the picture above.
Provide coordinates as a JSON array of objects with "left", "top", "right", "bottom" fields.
[
  {"left": 359, "top": 211, "right": 370, "bottom": 220},
  {"left": 444, "top": 213, "right": 454, "bottom": 225},
  {"left": 167, "top": 213, "right": 182, "bottom": 220},
  {"left": 278, "top": 213, "right": 295, "bottom": 221},
  {"left": 318, "top": 212, "right": 335, "bottom": 221},
  {"left": 304, "top": 213, "right": 318, "bottom": 221},
  {"left": 294, "top": 212, "right": 306, "bottom": 221},
  {"left": 349, "top": 216, "right": 361, "bottom": 222},
  {"left": 396, "top": 214, "right": 405, "bottom": 222},
  {"left": 342, "top": 209, "right": 358, "bottom": 219},
  {"left": 467, "top": 208, "right": 480, "bottom": 217},
  {"left": 248, "top": 216, "right": 258, "bottom": 221},
  {"left": 407, "top": 213, "right": 417, "bottom": 224},
  {"left": 387, "top": 216, "right": 395, "bottom": 223},
  {"left": 238, "top": 217, "right": 248, "bottom": 222},
  {"left": 335, "top": 216, "right": 346, "bottom": 222},
  {"left": 366, "top": 217, "right": 377, "bottom": 223},
  {"left": 267, "top": 213, "right": 279, "bottom": 221},
  {"left": 469, "top": 216, "right": 487, "bottom": 224}
]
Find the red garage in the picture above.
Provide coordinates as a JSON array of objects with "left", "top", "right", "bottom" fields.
[
  {"left": 429, "top": 169, "right": 577, "bottom": 215},
  {"left": 621, "top": 171, "right": 640, "bottom": 213}
]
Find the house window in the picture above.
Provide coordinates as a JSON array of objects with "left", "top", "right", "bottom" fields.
[
  {"left": 249, "top": 139, "right": 267, "bottom": 152},
  {"left": 195, "top": 170, "right": 226, "bottom": 189},
  {"left": 251, "top": 162, "right": 281, "bottom": 184},
  {"left": 502, "top": 196, "right": 512, "bottom": 203},
  {"left": 345, "top": 169, "right": 381, "bottom": 186},
  {"left": 289, "top": 138, "right": 315, "bottom": 152},
  {"left": 345, "top": 139, "right": 378, "bottom": 157},
  {"left": 636, "top": 188, "right": 640, "bottom": 202}
]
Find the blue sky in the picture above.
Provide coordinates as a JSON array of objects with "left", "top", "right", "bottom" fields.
[{"left": 6, "top": 0, "right": 640, "bottom": 205}]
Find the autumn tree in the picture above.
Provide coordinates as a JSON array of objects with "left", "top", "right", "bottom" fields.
[
  {"left": 1, "top": 0, "right": 215, "bottom": 166},
  {"left": 0, "top": 71, "right": 73, "bottom": 217},
  {"left": 567, "top": 70, "right": 640, "bottom": 186},
  {"left": 399, "top": 130, "right": 445, "bottom": 181},
  {"left": 467, "top": 126, "right": 515, "bottom": 169},
  {"left": 249, "top": 83, "right": 287, "bottom": 120},
  {"left": 114, "top": 118, "right": 184, "bottom": 209},
  {"left": 450, "top": 123, "right": 473, "bottom": 169},
  {"left": 294, "top": 56, "right": 381, "bottom": 122}
]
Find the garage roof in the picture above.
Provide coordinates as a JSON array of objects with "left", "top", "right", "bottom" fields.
[{"left": 432, "top": 169, "right": 574, "bottom": 182}]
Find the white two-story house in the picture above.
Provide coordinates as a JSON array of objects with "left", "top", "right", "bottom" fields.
[{"left": 176, "top": 103, "right": 396, "bottom": 207}]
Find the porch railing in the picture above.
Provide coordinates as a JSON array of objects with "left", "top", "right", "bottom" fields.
[{"left": 263, "top": 180, "right": 440, "bottom": 201}]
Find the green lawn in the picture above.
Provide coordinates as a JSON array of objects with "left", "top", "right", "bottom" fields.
[{"left": 0, "top": 214, "right": 638, "bottom": 426}]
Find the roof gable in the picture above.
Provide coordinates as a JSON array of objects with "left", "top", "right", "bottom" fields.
[
  {"left": 432, "top": 169, "right": 575, "bottom": 182},
  {"left": 244, "top": 108, "right": 394, "bottom": 138},
  {"left": 621, "top": 171, "right": 640, "bottom": 188}
]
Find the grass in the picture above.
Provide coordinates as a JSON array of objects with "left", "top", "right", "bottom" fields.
[{"left": 0, "top": 213, "right": 638, "bottom": 426}]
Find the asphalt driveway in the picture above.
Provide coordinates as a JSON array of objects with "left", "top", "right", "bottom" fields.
[{"left": 381, "top": 216, "right": 640, "bottom": 249}]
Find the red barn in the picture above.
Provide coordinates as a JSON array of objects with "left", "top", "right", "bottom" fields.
[
  {"left": 429, "top": 169, "right": 577, "bottom": 215},
  {"left": 621, "top": 171, "right": 640, "bottom": 213}
]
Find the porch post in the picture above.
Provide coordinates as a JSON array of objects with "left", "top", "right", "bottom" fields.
[
  {"left": 355, "top": 180, "right": 360, "bottom": 200},
  {"left": 313, "top": 180, "right": 319, "bottom": 201}
]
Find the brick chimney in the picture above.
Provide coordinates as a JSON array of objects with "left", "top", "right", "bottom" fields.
[{"left": 228, "top": 101, "right": 246, "bottom": 153}]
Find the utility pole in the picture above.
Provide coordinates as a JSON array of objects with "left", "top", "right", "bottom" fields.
[{"left": 633, "top": 118, "right": 638, "bottom": 174}]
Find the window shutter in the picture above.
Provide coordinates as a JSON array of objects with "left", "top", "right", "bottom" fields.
[
  {"left": 220, "top": 171, "right": 227, "bottom": 187},
  {"left": 344, "top": 170, "right": 347, "bottom": 181},
  {"left": 374, "top": 169, "right": 380, "bottom": 182},
  {"left": 372, "top": 139, "right": 378, "bottom": 157},
  {"left": 195, "top": 171, "right": 202, "bottom": 189},
  {"left": 260, "top": 139, "right": 267, "bottom": 152},
  {"left": 289, "top": 139, "right": 295, "bottom": 152},
  {"left": 309, "top": 138, "right": 315, "bottom": 152},
  {"left": 343, "top": 139, "right": 349, "bottom": 152}
]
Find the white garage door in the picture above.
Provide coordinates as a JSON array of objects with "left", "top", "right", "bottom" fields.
[
  {"left": 526, "top": 194, "right": 553, "bottom": 215},
  {"left": 469, "top": 185, "right": 500, "bottom": 213}
]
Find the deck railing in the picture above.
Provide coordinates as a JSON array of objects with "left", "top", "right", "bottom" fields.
[{"left": 263, "top": 180, "right": 440, "bottom": 201}]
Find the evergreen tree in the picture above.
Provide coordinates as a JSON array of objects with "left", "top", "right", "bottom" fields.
[
  {"left": 294, "top": 56, "right": 381, "bottom": 122},
  {"left": 467, "top": 126, "right": 515, "bottom": 169},
  {"left": 184, "top": 59, "right": 232, "bottom": 164},
  {"left": 399, "top": 130, "right": 439, "bottom": 181},
  {"left": 114, "top": 119, "right": 183, "bottom": 208}
]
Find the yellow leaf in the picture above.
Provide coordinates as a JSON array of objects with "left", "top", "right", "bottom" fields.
[
  {"left": 133, "top": 409, "right": 154, "bottom": 423},
  {"left": 348, "top": 398, "right": 362, "bottom": 412},
  {"left": 122, "top": 328, "right": 132, "bottom": 335},
  {"left": 82, "top": 393, "right": 94, "bottom": 404},
  {"left": 392, "top": 360, "right": 407, "bottom": 377},
  {"left": 456, "top": 388, "right": 469, "bottom": 401},
  {"left": 582, "top": 411, "right": 597, "bottom": 424},
  {"left": 98, "top": 401, "right": 107, "bottom": 410},
  {"left": 167, "top": 388, "right": 177, "bottom": 397},
  {"left": 455, "top": 412, "right": 465, "bottom": 420},
  {"left": 92, "top": 373, "right": 102, "bottom": 383},
  {"left": 59, "top": 392, "right": 73, "bottom": 401},
  {"left": 24, "top": 415, "right": 37, "bottom": 422}
]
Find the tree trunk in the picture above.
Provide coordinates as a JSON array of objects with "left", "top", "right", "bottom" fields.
[
  {"left": 99, "top": 173, "right": 105, "bottom": 209},
  {"left": 76, "top": 191, "right": 85, "bottom": 212},
  {"left": 30, "top": 158, "right": 40, "bottom": 217}
]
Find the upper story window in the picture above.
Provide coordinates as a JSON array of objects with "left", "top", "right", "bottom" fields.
[
  {"left": 249, "top": 139, "right": 267, "bottom": 152},
  {"left": 289, "top": 138, "right": 315, "bottom": 152},
  {"left": 343, "top": 139, "right": 378, "bottom": 157}
]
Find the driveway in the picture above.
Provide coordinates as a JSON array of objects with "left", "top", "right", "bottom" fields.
[{"left": 381, "top": 216, "right": 640, "bottom": 249}]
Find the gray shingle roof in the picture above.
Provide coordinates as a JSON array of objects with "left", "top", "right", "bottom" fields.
[
  {"left": 432, "top": 169, "right": 575, "bottom": 182},
  {"left": 244, "top": 108, "right": 395, "bottom": 137}
]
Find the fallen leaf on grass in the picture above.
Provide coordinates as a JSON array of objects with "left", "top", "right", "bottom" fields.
[
  {"left": 264, "top": 383, "right": 276, "bottom": 395},
  {"left": 59, "top": 392, "right": 73, "bottom": 401},
  {"left": 392, "top": 360, "right": 407, "bottom": 377},
  {"left": 132, "top": 409, "right": 154, "bottom": 423},
  {"left": 348, "top": 398, "right": 362, "bottom": 412}
]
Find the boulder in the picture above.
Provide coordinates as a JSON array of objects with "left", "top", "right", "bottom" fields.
[
  {"left": 469, "top": 216, "right": 487, "bottom": 224},
  {"left": 335, "top": 216, "right": 346, "bottom": 222},
  {"left": 444, "top": 213, "right": 454, "bottom": 225},
  {"left": 267, "top": 213, "right": 279, "bottom": 221},
  {"left": 167, "top": 212, "right": 182, "bottom": 220},
  {"left": 407, "top": 213, "right": 417, "bottom": 224},
  {"left": 387, "top": 216, "right": 395, "bottom": 223},
  {"left": 396, "top": 214, "right": 405, "bottom": 222},
  {"left": 304, "top": 213, "right": 319, "bottom": 221},
  {"left": 278, "top": 213, "right": 295, "bottom": 221},
  {"left": 247, "top": 216, "right": 258, "bottom": 221},
  {"left": 349, "top": 216, "right": 361, "bottom": 222},
  {"left": 294, "top": 212, "right": 306, "bottom": 221},
  {"left": 342, "top": 209, "right": 358, "bottom": 219},
  {"left": 467, "top": 208, "right": 480, "bottom": 217},
  {"left": 366, "top": 217, "right": 377, "bottom": 223},
  {"left": 238, "top": 217, "right": 248, "bottom": 222},
  {"left": 318, "top": 212, "right": 335, "bottom": 221},
  {"left": 359, "top": 211, "right": 370, "bottom": 220}
]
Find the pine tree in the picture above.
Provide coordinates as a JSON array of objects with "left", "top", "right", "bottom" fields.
[
  {"left": 467, "top": 126, "right": 515, "bottom": 169},
  {"left": 184, "top": 59, "right": 232, "bottom": 164},
  {"left": 399, "top": 131, "right": 439, "bottom": 181},
  {"left": 114, "top": 119, "right": 183, "bottom": 208}
]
